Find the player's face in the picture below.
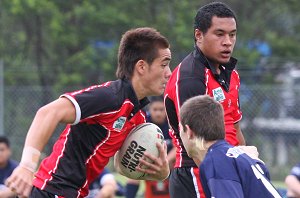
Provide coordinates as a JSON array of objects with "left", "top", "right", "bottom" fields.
[
  {"left": 179, "top": 123, "right": 191, "bottom": 155},
  {"left": 149, "top": 101, "right": 166, "bottom": 125},
  {"left": 179, "top": 123, "right": 207, "bottom": 163},
  {"left": 196, "top": 16, "right": 236, "bottom": 67},
  {"left": 143, "top": 48, "right": 171, "bottom": 96}
]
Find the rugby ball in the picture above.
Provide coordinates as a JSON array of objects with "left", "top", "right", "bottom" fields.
[{"left": 117, "top": 123, "right": 165, "bottom": 180}]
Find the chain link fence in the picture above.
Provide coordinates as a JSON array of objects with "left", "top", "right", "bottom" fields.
[{"left": 2, "top": 82, "right": 300, "bottom": 182}]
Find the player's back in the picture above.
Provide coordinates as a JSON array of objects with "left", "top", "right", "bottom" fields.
[{"left": 200, "top": 140, "right": 281, "bottom": 198}]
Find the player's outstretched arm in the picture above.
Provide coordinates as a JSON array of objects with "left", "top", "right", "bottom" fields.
[
  {"left": 135, "top": 142, "right": 170, "bottom": 181},
  {"left": 234, "top": 122, "right": 246, "bottom": 145},
  {"left": 5, "top": 97, "right": 76, "bottom": 197}
]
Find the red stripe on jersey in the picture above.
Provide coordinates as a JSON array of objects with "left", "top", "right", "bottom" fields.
[
  {"left": 34, "top": 125, "right": 72, "bottom": 190},
  {"left": 192, "top": 167, "right": 206, "bottom": 198}
]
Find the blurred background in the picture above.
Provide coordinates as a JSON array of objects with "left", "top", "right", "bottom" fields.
[{"left": 1, "top": 0, "right": 300, "bottom": 190}]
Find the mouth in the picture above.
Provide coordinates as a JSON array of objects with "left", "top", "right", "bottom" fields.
[{"left": 221, "top": 50, "right": 231, "bottom": 58}]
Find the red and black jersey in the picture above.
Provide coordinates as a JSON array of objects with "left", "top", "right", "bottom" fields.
[
  {"left": 164, "top": 47, "right": 242, "bottom": 168},
  {"left": 33, "top": 79, "right": 149, "bottom": 198}
]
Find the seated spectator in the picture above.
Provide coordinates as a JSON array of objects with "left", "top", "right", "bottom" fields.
[
  {"left": 0, "top": 136, "right": 18, "bottom": 198},
  {"left": 88, "top": 167, "right": 124, "bottom": 198},
  {"left": 285, "top": 162, "right": 300, "bottom": 198}
]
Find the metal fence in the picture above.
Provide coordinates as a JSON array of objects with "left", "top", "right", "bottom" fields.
[{"left": 2, "top": 83, "right": 300, "bottom": 182}]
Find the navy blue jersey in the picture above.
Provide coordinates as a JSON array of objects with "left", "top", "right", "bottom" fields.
[
  {"left": 0, "top": 159, "right": 18, "bottom": 184},
  {"left": 200, "top": 140, "right": 282, "bottom": 198}
]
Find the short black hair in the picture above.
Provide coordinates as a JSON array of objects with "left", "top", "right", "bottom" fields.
[
  {"left": 0, "top": 136, "right": 10, "bottom": 148},
  {"left": 194, "top": 2, "right": 237, "bottom": 34}
]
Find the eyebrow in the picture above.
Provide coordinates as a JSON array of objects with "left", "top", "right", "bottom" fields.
[
  {"left": 215, "top": 29, "right": 237, "bottom": 33},
  {"left": 162, "top": 57, "right": 171, "bottom": 61}
]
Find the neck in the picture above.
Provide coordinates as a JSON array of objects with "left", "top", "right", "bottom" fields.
[
  {"left": 131, "top": 77, "right": 145, "bottom": 100},
  {"left": 192, "top": 139, "right": 217, "bottom": 164}
]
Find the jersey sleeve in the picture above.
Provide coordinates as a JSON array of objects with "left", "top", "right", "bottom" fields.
[
  {"left": 208, "top": 178, "right": 244, "bottom": 198},
  {"left": 231, "top": 70, "right": 243, "bottom": 123},
  {"left": 61, "top": 84, "right": 114, "bottom": 124},
  {"left": 164, "top": 65, "right": 205, "bottom": 132}
]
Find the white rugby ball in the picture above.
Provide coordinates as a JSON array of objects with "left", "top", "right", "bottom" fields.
[{"left": 117, "top": 122, "right": 165, "bottom": 180}]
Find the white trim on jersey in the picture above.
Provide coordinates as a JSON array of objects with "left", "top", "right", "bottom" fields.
[
  {"left": 60, "top": 94, "right": 81, "bottom": 125},
  {"left": 175, "top": 63, "right": 183, "bottom": 167},
  {"left": 191, "top": 167, "right": 201, "bottom": 198}
]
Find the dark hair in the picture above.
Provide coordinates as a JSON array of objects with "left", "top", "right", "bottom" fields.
[
  {"left": 116, "top": 27, "right": 170, "bottom": 80},
  {"left": 194, "top": 2, "right": 237, "bottom": 34},
  {"left": 0, "top": 136, "right": 10, "bottom": 148},
  {"left": 180, "top": 95, "right": 225, "bottom": 141}
]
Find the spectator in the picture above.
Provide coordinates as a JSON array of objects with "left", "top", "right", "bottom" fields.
[
  {"left": 285, "top": 162, "right": 300, "bottom": 198},
  {"left": 88, "top": 168, "right": 124, "bottom": 198},
  {"left": 0, "top": 136, "right": 18, "bottom": 198}
]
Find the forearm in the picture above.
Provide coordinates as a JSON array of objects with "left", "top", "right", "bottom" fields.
[
  {"left": 20, "top": 107, "right": 60, "bottom": 172},
  {"left": 24, "top": 98, "right": 75, "bottom": 157},
  {"left": 234, "top": 122, "right": 246, "bottom": 145}
]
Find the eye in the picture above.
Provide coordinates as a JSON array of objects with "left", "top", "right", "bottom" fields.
[
  {"left": 229, "top": 32, "right": 236, "bottom": 38},
  {"left": 162, "top": 62, "right": 169, "bottom": 68},
  {"left": 216, "top": 32, "right": 223, "bottom": 37}
]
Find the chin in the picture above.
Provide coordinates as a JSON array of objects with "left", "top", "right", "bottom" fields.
[
  {"left": 154, "top": 90, "right": 164, "bottom": 96},
  {"left": 219, "top": 58, "right": 231, "bottom": 64}
]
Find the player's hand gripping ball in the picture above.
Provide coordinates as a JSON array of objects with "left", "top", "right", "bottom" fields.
[{"left": 117, "top": 123, "right": 164, "bottom": 179}]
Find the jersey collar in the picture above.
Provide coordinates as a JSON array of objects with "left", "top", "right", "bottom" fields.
[
  {"left": 123, "top": 79, "right": 150, "bottom": 118},
  {"left": 193, "top": 46, "right": 238, "bottom": 92}
]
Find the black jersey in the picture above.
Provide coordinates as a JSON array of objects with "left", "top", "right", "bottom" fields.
[{"left": 33, "top": 79, "right": 149, "bottom": 198}]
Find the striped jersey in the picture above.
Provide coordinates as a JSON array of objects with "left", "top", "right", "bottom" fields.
[
  {"left": 33, "top": 79, "right": 149, "bottom": 198},
  {"left": 164, "top": 46, "right": 242, "bottom": 168}
]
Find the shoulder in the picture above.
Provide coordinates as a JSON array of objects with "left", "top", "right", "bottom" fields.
[{"left": 201, "top": 143, "right": 241, "bottom": 179}]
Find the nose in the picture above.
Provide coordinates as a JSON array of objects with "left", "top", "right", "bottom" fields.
[
  {"left": 222, "top": 34, "right": 232, "bottom": 46},
  {"left": 165, "top": 66, "right": 172, "bottom": 79}
]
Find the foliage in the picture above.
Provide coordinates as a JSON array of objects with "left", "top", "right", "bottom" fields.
[{"left": 1, "top": 0, "right": 300, "bottom": 88}]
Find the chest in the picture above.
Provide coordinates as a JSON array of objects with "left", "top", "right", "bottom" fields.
[{"left": 205, "top": 69, "right": 240, "bottom": 110}]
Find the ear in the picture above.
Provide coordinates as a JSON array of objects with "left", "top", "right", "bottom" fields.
[
  {"left": 185, "top": 125, "right": 195, "bottom": 140},
  {"left": 194, "top": 29, "right": 203, "bottom": 43},
  {"left": 135, "top": 60, "right": 147, "bottom": 75}
]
